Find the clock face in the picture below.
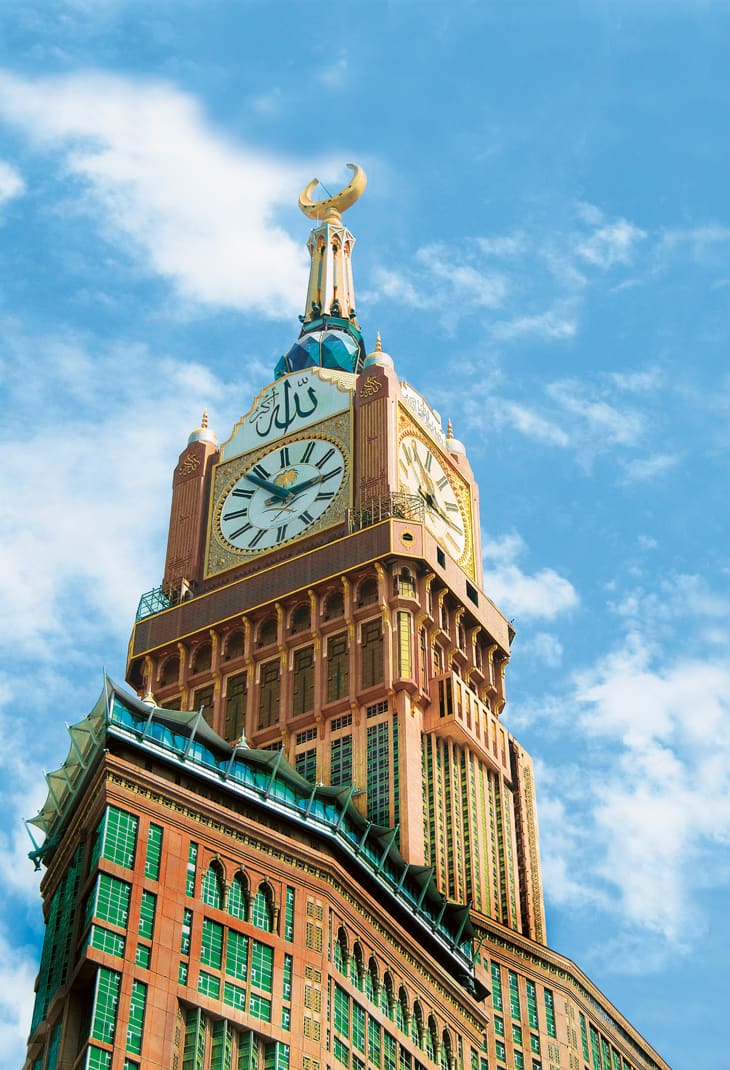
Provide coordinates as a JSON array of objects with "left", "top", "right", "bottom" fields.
[
  {"left": 399, "top": 435, "right": 469, "bottom": 563},
  {"left": 217, "top": 436, "right": 347, "bottom": 554}
]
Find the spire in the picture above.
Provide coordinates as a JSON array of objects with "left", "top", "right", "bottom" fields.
[
  {"left": 298, "top": 163, "right": 366, "bottom": 327},
  {"left": 274, "top": 164, "right": 368, "bottom": 379},
  {"left": 187, "top": 408, "right": 218, "bottom": 447}
]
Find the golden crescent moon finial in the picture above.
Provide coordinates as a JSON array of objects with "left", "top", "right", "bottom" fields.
[{"left": 299, "top": 162, "right": 367, "bottom": 221}]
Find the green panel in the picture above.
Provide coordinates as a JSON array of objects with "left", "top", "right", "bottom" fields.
[
  {"left": 32, "top": 845, "right": 84, "bottom": 1031},
  {"left": 135, "top": 944, "right": 151, "bottom": 969},
  {"left": 89, "top": 873, "right": 131, "bottom": 929},
  {"left": 264, "top": 1041, "right": 290, "bottom": 1070},
  {"left": 238, "top": 1032, "right": 258, "bottom": 1070},
  {"left": 89, "top": 924, "right": 125, "bottom": 958},
  {"left": 334, "top": 983, "right": 350, "bottom": 1035},
  {"left": 226, "top": 929, "right": 248, "bottom": 981},
  {"left": 368, "top": 1018, "right": 381, "bottom": 1066},
  {"left": 126, "top": 979, "right": 147, "bottom": 1055},
  {"left": 383, "top": 1030, "right": 397, "bottom": 1070},
  {"left": 102, "top": 806, "right": 139, "bottom": 868},
  {"left": 526, "top": 979, "right": 538, "bottom": 1029},
  {"left": 182, "top": 908, "right": 193, "bottom": 954},
  {"left": 334, "top": 1037, "right": 349, "bottom": 1066},
  {"left": 227, "top": 876, "right": 247, "bottom": 920},
  {"left": 46, "top": 1019, "right": 62, "bottom": 1070},
  {"left": 223, "top": 979, "right": 246, "bottom": 1010},
  {"left": 579, "top": 1015, "right": 590, "bottom": 1062},
  {"left": 352, "top": 1001, "right": 365, "bottom": 1052},
  {"left": 250, "top": 939, "right": 273, "bottom": 991},
  {"left": 198, "top": 970, "right": 221, "bottom": 999},
  {"left": 202, "top": 866, "right": 223, "bottom": 909},
  {"left": 491, "top": 963, "right": 503, "bottom": 1012},
  {"left": 186, "top": 842, "right": 198, "bottom": 897},
  {"left": 90, "top": 966, "right": 121, "bottom": 1044},
  {"left": 251, "top": 887, "right": 273, "bottom": 931},
  {"left": 144, "top": 824, "right": 163, "bottom": 880},
  {"left": 508, "top": 970, "right": 521, "bottom": 1019},
  {"left": 179, "top": 961, "right": 189, "bottom": 985},
  {"left": 124, "top": 1062, "right": 140, "bottom": 1070},
  {"left": 182, "top": 1007, "right": 206, "bottom": 1070},
  {"left": 211, "top": 1018, "right": 233, "bottom": 1070},
  {"left": 284, "top": 886, "right": 295, "bottom": 941},
  {"left": 85, "top": 1047, "right": 112, "bottom": 1070},
  {"left": 283, "top": 953, "right": 293, "bottom": 999},
  {"left": 544, "top": 989, "right": 556, "bottom": 1039},
  {"left": 201, "top": 918, "right": 224, "bottom": 969},
  {"left": 138, "top": 890, "right": 156, "bottom": 940},
  {"left": 249, "top": 993, "right": 272, "bottom": 1022}
]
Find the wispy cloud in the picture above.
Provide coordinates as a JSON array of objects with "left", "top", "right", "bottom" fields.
[
  {"left": 0, "top": 159, "right": 24, "bottom": 206},
  {"left": 0, "top": 71, "right": 314, "bottom": 318},
  {"left": 483, "top": 532, "right": 578, "bottom": 621}
]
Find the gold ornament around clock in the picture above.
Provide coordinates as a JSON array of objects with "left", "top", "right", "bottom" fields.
[
  {"left": 207, "top": 425, "right": 351, "bottom": 574},
  {"left": 398, "top": 432, "right": 473, "bottom": 573}
]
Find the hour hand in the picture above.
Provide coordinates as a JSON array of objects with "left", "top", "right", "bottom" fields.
[{"left": 245, "top": 472, "right": 289, "bottom": 499}]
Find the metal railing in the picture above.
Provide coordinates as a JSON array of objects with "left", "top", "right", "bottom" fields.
[{"left": 349, "top": 492, "right": 424, "bottom": 533}]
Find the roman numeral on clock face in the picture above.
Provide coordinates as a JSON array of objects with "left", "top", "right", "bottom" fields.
[
  {"left": 276, "top": 525, "right": 288, "bottom": 541},
  {"left": 315, "top": 447, "right": 335, "bottom": 470},
  {"left": 315, "top": 491, "right": 334, "bottom": 502},
  {"left": 232, "top": 487, "right": 254, "bottom": 499},
  {"left": 223, "top": 509, "right": 248, "bottom": 521},
  {"left": 279, "top": 446, "right": 290, "bottom": 467},
  {"left": 301, "top": 441, "right": 316, "bottom": 463},
  {"left": 436, "top": 476, "right": 448, "bottom": 490},
  {"left": 320, "top": 467, "right": 342, "bottom": 484},
  {"left": 252, "top": 463, "right": 271, "bottom": 479},
  {"left": 300, "top": 510, "right": 315, "bottom": 525},
  {"left": 248, "top": 528, "right": 266, "bottom": 548},
  {"left": 230, "top": 522, "right": 252, "bottom": 539}
]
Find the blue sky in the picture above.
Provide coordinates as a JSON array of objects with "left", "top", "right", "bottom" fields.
[{"left": 1, "top": 2, "right": 729, "bottom": 1067}]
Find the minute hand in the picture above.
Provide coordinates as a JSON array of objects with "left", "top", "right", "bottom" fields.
[{"left": 245, "top": 472, "right": 289, "bottom": 499}]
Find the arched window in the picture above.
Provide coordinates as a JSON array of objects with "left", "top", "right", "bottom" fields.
[
  {"left": 426, "top": 1016, "right": 439, "bottom": 1062},
  {"left": 251, "top": 882, "right": 274, "bottom": 932},
  {"left": 397, "top": 986, "right": 410, "bottom": 1032},
  {"left": 334, "top": 926, "right": 349, "bottom": 973},
  {"left": 192, "top": 641, "right": 212, "bottom": 673},
  {"left": 160, "top": 654, "right": 179, "bottom": 687},
  {"left": 324, "top": 590, "right": 344, "bottom": 619},
  {"left": 224, "top": 629, "right": 244, "bottom": 661},
  {"left": 201, "top": 861, "right": 224, "bottom": 909},
  {"left": 381, "top": 971, "right": 395, "bottom": 1020},
  {"left": 358, "top": 576, "right": 378, "bottom": 606},
  {"left": 366, "top": 957, "right": 379, "bottom": 1003},
  {"left": 395, "top": 567, "right": 415, "bottom": 597},
  {"left": 351, "top": 942, "right": 365, "bottom": 990},
  {"left": 412, "top": 1000, "right": 424, "bottom": 1047},
  {"left": 441, "top": 1029, "right": 452, "bottom": 1070},
  {"left": 290, "top": 603, "right": 311, "bottom": 634},
  {"left": 257, "top": 616, "right": 277, "bottom": 647},
  {"left": 227, "top": 871, "right": 248, "bottom": 920}
]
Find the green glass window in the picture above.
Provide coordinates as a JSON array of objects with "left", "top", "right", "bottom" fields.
[
  {"left": 227, "top": 874, "right": 247, "bottom": 919},
  {"left": 86, "top": 1048, "right": 112, "bottom": 1070},
  {"left": 508, "top": 970, "right": 521, "bottom": 1019},
  {"left": 201, "top": 864, "right": 223, "bottom": 909},
  {"left": 579, "top": 1014, "right": 590, "bottom": 1061},
  {"left": 89, "top": 924, "right": 125, "bottom": 958},
  {"left": 495, "top": 1040, "right": 506, "bottom": 1062},
  {"left": 397, "top": 612, "right": 412, "bottom": 678},
  {"left": 90, "top": 967, "right": 121, "bottom": 1044},
  {"left": 530, "top": 1034, "right": 540, "bottom": 1054},
  {"left": 258, "top": 660, "right": 281, "bottom": 729},
  {"left": 94, "top": 806, "right": 138, "bottom": 870},
  {"left": 223, "top": 980, "right": 246, "bottom": 1011},
  {"left": 264, "top": 1042, "right": 290, "bottom": 1070},
  {"left": 283, "top": 953, "right": 293, "bottom": 999},
  {"left": 87, "top": 873, "right": 131, "bottom": 929},
  {"left": 182, "top": 1007, "right": 206, "bottom": 1070},
  {"left": 514, "top": 1054, "right": 524, "bottom": 1070},
  {"left": 210, "top": 1019, "right": 233, "bottom": 1070},
  {"left": 334, "top": 984, "right": 350, "bottom": 1035},
  {"left": 383, "top": 1030, "right": 397, "bottom": 1070},
  {"left": 590, "top": 1025, "right": 601, "bottom": 1070},
  {"left": 238, "top": 1032, "right": 258, "bottom": 1070},
  {"left": 178, "top": 961, "right": 189, "bottom": 985},
  {"left": 144, "top": 824, "right": 163, "bottom": 880},
  {"left": 296, "top": 747, "right": 317, "bottom": 783},
  {"left": 138, "top": 890, "right": 156, "bottom": 939},
  {"left": 543, "top": 989, "right": 556, "bottom": 1039},
  {"left": 126, "top": 979, "right": 147, "bottom": 1055},
  {"left": 601, "top": 1038, "right": 612, "bottom": 1070},
  {"left": 181, "top": 908, "right": 193, "bottom": 954},
  {"left": 249, "top": 993, "right": 272, "bottom": 1022},
  {"left": 284, "top": 886, "right": 295, "bottom": 941},
  {"left": 186, "top": 842, "right": 198, "bottom": 897},
  {"left": 368, "top": 1019, "right": 381, "bottom": 1065},
  {"left": 334, "top": 1037, "right": 349, "bottom": 1066},
  {"left": 494, "top": 1016, "right": 504, "bottom": 1036},
  {"left": 367, "top": 720, "right": 390, "bottom": 826},
  {"left": 251, "top": 886, "right": 273, "bottom": 931},
  {"left": 282, "top": 1006, "right": 291, "bottom": 1030},
  {"left": 201, "top": 918, "right": 224, "bottom": 969},
  {"left": 526, "top": 979, "right": 538, "bottom": 1029},
  {"left": 352, "top": 1002, "right": 365, "bottom": 1053},
  {"left": 225, "top": 671, "right": 248, "bottom": 740},
  {"left": 46, "top": 1020, "right": 62, "bottom": 1070},
  {"left": 491, "top": 963, "right": 503, "bottom": 1011},
  {"left": 135, "top": 944, "right": 151, "bottom": 969},
  {"left": 361, "top": 619, "right": 384, "bottom": 688},
  {"left": 250, "top": 939, "right": 274, "bottom": 990},
  {"left": 226, "top": 929, "right": 248, "bottom": 980},
  {"left": 330, "top": 734, "right": 352, "bottom": 786},
  {"left": 513, "top": 1024, "right": 523, "bottom": 1047},
  {"left": 198, "top": 971, "right": 221, "bottom": 999}
]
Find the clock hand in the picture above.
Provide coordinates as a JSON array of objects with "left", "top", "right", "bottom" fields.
[
  {"left": 283, "top": 472, "right": 326, "bottom": 496},
  {"left": 245, "top": 472, "right": 289, "bottom": 499},
  {"left": 417, "top": 489, "right": 463, "bottom": 534},
  {"left": 413, "top": 450, "right": 435, "bottom": 495}
]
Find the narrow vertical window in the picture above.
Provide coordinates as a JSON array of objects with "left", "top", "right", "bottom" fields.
[
  {"left": 258, "top": 661, "right": 281, "bottom": 728},
  {"left": 397, "top": 612, "right": 412, "bottom": 678},
  {"left": 292, "top": 646, "right": 315, "bottom": 715},
  {"left": 327, "top": 633, "right": 349, "bottom": 701},
  {"left": 361, "top": 620, "right": 384, "bottom": 688},
  {"left": 144, "top": 824, "right": 163, "bottom": 881},
  {"left": 126, "top": 979, "right": 147, "bottom": 1056},
  {"left": 224, "top": 671, "right": 248, "bottom": 740}
]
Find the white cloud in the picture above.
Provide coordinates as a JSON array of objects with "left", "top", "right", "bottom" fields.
[
  {"left": 499, "top": 401, "right": 571, "bottom": 446},
  {"left": 577, "top": 219, "right": 647, "bottom": 269},
  {"left": 482, "top": 532, "right": 578, "bottom": 621},
  {"left": 0, "top": 926, "right": 38, "bottom": 1068},
  {"left": 546, "top": 378, "right": 644, "bottom": 447},
  {"left": 620, "top": 452, "right": 679, "bottom": 482},
  {"left": 0, "top": 71, "right": 314, "bottom": 317},
  {"left": 491, "top": 306, "right": 577, "bottom": 341},
  {"left": 528, "top": 632, "right": 564, "bottom": 667},
  {"left": 0, "top": 160, "right": 24, "bottom": 206}
]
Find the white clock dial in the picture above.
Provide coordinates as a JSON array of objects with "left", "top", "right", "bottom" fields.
[
  {"left": 218, "top": 436, "right": 346, "bottom": 554},
  {"left": 399, "top": 435, "right": 467, "bottom": 561}
]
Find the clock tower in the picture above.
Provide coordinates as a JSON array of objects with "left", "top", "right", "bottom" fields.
[{"left": 24, "top": 166, "right": 670, "bottom": 1070}]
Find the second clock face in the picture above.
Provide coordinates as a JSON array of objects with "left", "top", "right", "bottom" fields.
[
  {"left": 217, "top": 436, "right": 347, "bottom": 554},
  {"left": 399, "top": 435, "right": 469, "bottom": 563}
]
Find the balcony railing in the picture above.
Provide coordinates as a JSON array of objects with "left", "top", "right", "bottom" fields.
[
  {"left": 425, "top": 671, "right": 509, "bottom": 773},
  {"left": 349, "top": 492, "right": 424, "bottom": 533},
  {"left": 135, "top": 585, "right": 172, "bottom": 621}
]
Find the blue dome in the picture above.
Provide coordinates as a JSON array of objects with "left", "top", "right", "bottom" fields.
[{"left": 276, "top": 320, "right": 364, "bottom": 379}]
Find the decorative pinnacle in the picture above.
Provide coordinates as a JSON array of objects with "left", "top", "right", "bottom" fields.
[
  {"left": 201, "top": 409, "right": 208, "bottom": 429},
  {"left": 375, "top": 332, "right": 382, "bottom": 352},
  {"left": 299, "top": 163, "right": 367, "bottom": 224},
  {"left": 447, "top": 419, "right": 454, "bottom": 438}
]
